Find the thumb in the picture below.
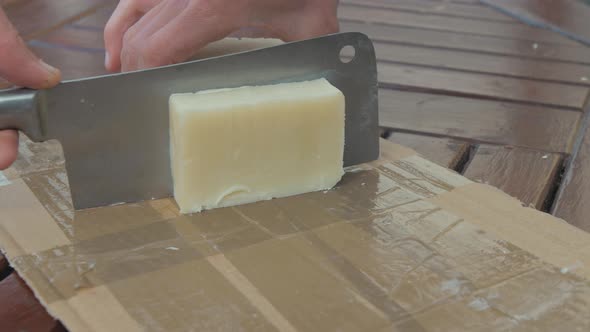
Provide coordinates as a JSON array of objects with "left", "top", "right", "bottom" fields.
[{"left": 0, "top": 9, "right": 61, "bottom": 89}]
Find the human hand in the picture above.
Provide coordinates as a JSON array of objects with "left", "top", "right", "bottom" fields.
[
  {"left": 104, "top": 0, "right": 339, "bottom": 72},
  {"left": 0, "top": 8, "right": 61, "bottom": 170}
]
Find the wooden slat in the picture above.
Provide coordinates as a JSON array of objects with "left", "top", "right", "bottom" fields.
[
  {"left": 341, "top": 0, "right": 515, "bottom": 22},
  {"left": 554, "top": 120, "right": 590, "bottom": 231},
  {"left": 0, "top": 273, "right": 65, "bottom": 332},
  {"left": 39, "top": 25, "right": 104, "bottom": 51},
  {"left": 68, "top": 3, "right": 115, "bottom": 29},
  {"left": 481, "top": 0, "right": 590, "bottom": 46},
  {"left": 338, "top": 5, "right": 578, "bottom": 45},
  {"left": 377, "top": 62, "right": 589, "bottom": 109},
  {"left": 463, "top": 145, "right": 563, "bottom": 210},
  {"left": 373, "top": 42, "right": 590, "bottom": 85},
  {"left": 340, "top": 21, "right": 590, "bottom": 65},
  {"left": 378, "top": 89, "right": 580, "bottom": 153},
  {"left": 3, "top": 0, "right": 108, "bottom": 39},
  {"left": 387, "top": 132, "right": 470, "bottom": 170},
  {"left": 0, "top": 254, "right": 7, "bottom": 277}
]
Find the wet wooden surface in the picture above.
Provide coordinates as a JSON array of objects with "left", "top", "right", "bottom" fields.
[
  {"left": 0, "top": 253, "right": 7, "bottom": 276},
  {"left": 338, "top": 4, "right": 580, "bottom": 44},
  {"left": 2, "top": 0, "right": 590, "bottom": 330},
  {"left": 0, "top": 273, "right": 66, "bottom": 332},
  {"left": 386, "top": 132, "right": 470, "bottom": 170},
  {"left": 554, "top": 122, "right": 590, "bottom": 230},
  {"left": 481, "top": 0, "right": 590, "bottom": 46},
  {"left": 341, "top": 0, "right": 516, "bottom": 21},
  {"left": 463, "top": 145, "right": 563, "bottom": 210},
  {"left": 378, "top": 89, "right": 580, "bottom": 153},
  {"left": 340, "top": 21, "right": 590, "bottom": 65}
]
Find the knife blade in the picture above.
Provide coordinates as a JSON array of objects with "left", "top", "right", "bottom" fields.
[{"left": 0, "top": 32, "right": 379, "bottom": 210}]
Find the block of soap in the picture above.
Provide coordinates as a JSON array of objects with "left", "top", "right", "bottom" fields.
[{"left": 169, "top": 78, "right": 345, "bottom": 213}]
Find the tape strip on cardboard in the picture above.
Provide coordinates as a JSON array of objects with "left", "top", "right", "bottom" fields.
[
  {"left": 49, "top": 286, "right": 142, "bottom": 332},
  {"left": 207, "top": 254, "right": 298, "bottom": 332},
  {"left": 429, "top": 183, "right": 590, "bottom": 280},
  {"left": 0, "top": 179, "right": 70, "bottom": 257}
]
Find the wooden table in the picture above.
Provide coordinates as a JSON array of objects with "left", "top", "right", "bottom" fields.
[{"left": 1, "top": 0, "right": 590, "bottom": 330}]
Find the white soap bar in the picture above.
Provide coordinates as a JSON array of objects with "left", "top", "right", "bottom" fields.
[{"left": 169, "top": 78, "right": 345, "bottom": 214}]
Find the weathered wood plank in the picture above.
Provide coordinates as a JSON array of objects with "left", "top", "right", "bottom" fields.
[
  {"left": 39, "top": 25, "right": 104, "bottom": 51},
  {"left": 481, "top": 0, "right": 590, "bottom": 46},
  {"left": 68, "top": 3, "right": 115, "bottom": 29},
  {"left": 3, "top": 0, "right": 108, "bottom": 39},
  {"left": 340, "top": 21, "right": 590, "bottom": 65},
  {"left": 378, "top": 89, "right": 580, "bottom": 153},
  {"left": 373, "top": 42, "right": 590, "bottom": 85},
  {"left": 387, "top": 132, "right": 470, "bottom": 170},
  {"left": 554, "top": 118, "right": 590, "bottom": 231},
  {"left": 463, "top": 145, "right": 563, "bottom": 210},
  {"left": 0, "top": 273, "right": 66, "bottom": 332},
  {"left": 341, "top": 0, "right": 515, "bottom": 22},
  {"left": 0, "top": 254, "right": 7, "bottom": 277},
  {"left": 338, "top": 4, "right": 578, "bottom": 45},
  {"left": 377, "top": 62, "right": 589, "bottom": 109}
]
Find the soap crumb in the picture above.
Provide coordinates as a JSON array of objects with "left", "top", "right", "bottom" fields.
[
  {"left": 531, "top": 43, "right": 539, "bottom": 50},
  {"left": 109, "top": 202, "right": 125, "bottom": 207},
  {"left": 581, "top": 76, "right": 589, "bottom": 82},
  {"left": 560, "top": 261, "right": 583, "bottom": 274},
  {"left": 166, "top": 247, "right": 180, "bottom": 251},
  {"left": 542, "top": 155, "right": 549, "bottom": 159},
  {"left": 468, "top": 297, "right": 490, "bottom": 312}
]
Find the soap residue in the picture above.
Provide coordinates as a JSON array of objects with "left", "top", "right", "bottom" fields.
[
  {"left": 0, "top": 171, "right": 10, "bottom": 187},
  {"left": 560, "top": 261, "right": 584, "bottom": 274},
  {"left": 468, "top": 297, "right": 491, "bottom": 312},
  {"left": 441, "top": 278, "right": 466, "bottom": 296}
]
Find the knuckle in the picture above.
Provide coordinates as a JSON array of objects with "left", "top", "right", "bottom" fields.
[
  {"left": 121, "top": 28, "right": 137, "bottom": 48},
  {"left": 139, "top": 48, "right": 165, "bottom": 68},
  {"left": 121, "top": 33, "right": 140, "bottom": 59}
]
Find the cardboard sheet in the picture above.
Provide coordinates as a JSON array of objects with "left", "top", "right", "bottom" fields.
[{"left": 2, "top": 136, "right": 590, "bottom": 331}]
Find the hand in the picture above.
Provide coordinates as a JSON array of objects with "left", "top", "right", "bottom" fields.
[
  {"left": 0, "top": 8, "right": 61, "bottom": 170},
  {"left": 104, "top": 0, "right": 339, "bottom": 72}
]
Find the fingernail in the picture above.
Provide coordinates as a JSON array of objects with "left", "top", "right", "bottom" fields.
[
  {"left": 104, "top": 52, "right": 110, "bottom": 69},
  {"left": 39, "top": 59, "right": 58, "bottom": 75}
]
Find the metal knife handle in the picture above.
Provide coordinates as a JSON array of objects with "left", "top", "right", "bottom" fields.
[{"left": 0, "top": 88, "right": 45, "bottom": 142}]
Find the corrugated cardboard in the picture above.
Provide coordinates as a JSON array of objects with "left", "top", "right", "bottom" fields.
[{"left": 1, "top": 136, "right": 590, "bottom": 331}]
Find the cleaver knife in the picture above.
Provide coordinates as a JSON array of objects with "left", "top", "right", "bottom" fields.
[{"left": 0, "top": 32, "right": 379, "bottom": 210}]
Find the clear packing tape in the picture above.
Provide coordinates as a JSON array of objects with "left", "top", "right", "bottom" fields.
[{"left": 1, "top": 137, "right": 590, "bottom": 331}]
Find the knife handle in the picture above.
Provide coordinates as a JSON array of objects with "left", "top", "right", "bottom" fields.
[{"left": 0, "top": 88, "right": 45, "bottom": 142}]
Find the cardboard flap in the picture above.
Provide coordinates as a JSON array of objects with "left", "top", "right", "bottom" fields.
[{"left": 2, "top": 138, "right": 590, "bottom": 331}]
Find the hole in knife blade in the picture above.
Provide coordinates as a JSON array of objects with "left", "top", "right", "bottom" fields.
[{"left": 339, "top": 45, "right": 356, "bottom": 64}]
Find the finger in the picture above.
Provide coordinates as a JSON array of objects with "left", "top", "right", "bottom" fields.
[
  {"left": 104, "top": 0, "right": 160, "bottom": 72},
  {"left": 122, "top": 1, "right": 244, "bottom": 71},
  {"left": 0, "top": 130, "right": 18, "bottom": 170},
  {"left": 0, "top": 9, "right": 60, "bottom": 88},
  {"left": 120, "top": 0, "right": 195, "bottom": 71}
]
